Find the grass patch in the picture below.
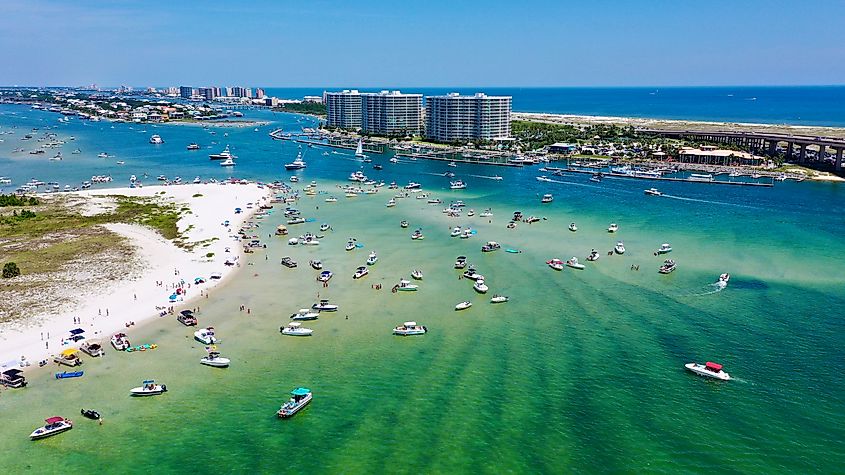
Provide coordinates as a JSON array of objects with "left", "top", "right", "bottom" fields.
[{"left": 4, "top": 230, "right": 127, "bottom": 275}]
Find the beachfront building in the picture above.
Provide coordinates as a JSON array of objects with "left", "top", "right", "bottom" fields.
[
  {"left": 179, "top": 86, "right": 193, "bottom": 99},
  {"left": 325, "top": 90, "right": 363, "bottom": 130},
  {"left": 678, "top": 146, "right": 763, "bottom": 166},
  {"left": 361, "top": 90, "right": 423, "bottom": 137},
  {"left": 425, "top": 93, "right": 512, "bottom": 143}
]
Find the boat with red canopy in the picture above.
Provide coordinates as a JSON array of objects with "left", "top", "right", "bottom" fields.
[
  {"left": 685, "top": 361, "right": 731, "bottom": 381},
  {"left": 30, "top": 417, "right": 73, "bottom": 440}
]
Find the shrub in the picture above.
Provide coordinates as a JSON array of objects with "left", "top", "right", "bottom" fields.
[
  {"left": 205, "top": 252, "right": 214, "bottom": 258},
  {"left": 3, "top": 262, "right": 21, "bottom": 278}
]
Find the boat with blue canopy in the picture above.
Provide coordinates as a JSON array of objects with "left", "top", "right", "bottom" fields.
[{"left": 277, "top": 387, "right": 312, "bottom": 418}]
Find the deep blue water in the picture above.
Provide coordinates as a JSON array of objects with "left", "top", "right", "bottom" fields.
[{"left": 265, "top": 86, "right": 845, "bottom": 127}]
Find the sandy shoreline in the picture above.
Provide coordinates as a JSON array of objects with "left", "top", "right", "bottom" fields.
[{"left": 0, "top": 182, "right": 271, "bottom": 370}]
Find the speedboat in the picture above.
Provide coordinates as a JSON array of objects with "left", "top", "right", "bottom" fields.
[
  {"left": 194, "top": 327, "right": 217, "bottom": 345},
  {"left": 449, "top": 180, "right": 466, "bottom": 190},
  {"left": 411, "top": 269, "right": 423, "bottom": 280},
  {"left": 455, "top": 301, "right": 473, "bottom": 311},
  {"left": 541, "top": 194, "right": 553, "bottom": 203},
  {"left": 312, "top": 299, "right": 338, "bottom": 312},
  {"left": 393, "top": 321, "right": 427, "bottom": 336},
  {"left": 345, "top": 240, "right": 356, "bottom": 251},
  {"left": 281, "top": 322, "right": 313, "bottom": 336},
  {"left": 455, "top": 256, "right": 468, "bottom": 269},
  {"left": 614, "top": 241, "right": 625, "bottom": 254},
  {"left": 97, "top": 152, "right": 109, "bottom": 158},
  {"left": 80, "top": 340, "right": 105, "bottom": 357},
  {"left": 277, "top": 387, "right": 312, "bottom": 418},
  {"left": 490, "top": 295, "right": 509, "bottom": 304},
  {"left": 411, "top": 229, "right": 424, "bottom": 240},
  {"left": 130, "top": 380, "right": 167, "bottom": 396},
  {"left": 386, "top": 199, "right": 396, "bottom": 207},
  {"left": 353, "top": 266, "right": 369, "bottom": 279},
  {"left": 450, "top": 226, "right": 462, "bottom": 237},
  {"left": 30, "top": 417, "right": 73, "bottom": 440},
  {"left": 366, "top": 252, "right": 378, "bottom": 265},
  {"left": 479, "top": 209, "right": 492, "bottom": 218},
  {"left": 291, "top": 309, "right": 319, "bottom": 321},
  {"left": 290, "top": 176, "right": 299, "bottom": 183},
  {"left": 659, "top": 259, "right": 676, "bottom": 274},
  {"left": 325, "top": 196, "right": 337, "bottom": 202},
  {"left": 644, "top": 188, "right": 662, "bottom": 196},
  {"left": 80, "top": 409, "right": 101, "bottom": 420},
  {"left": 547, "top": 258, "right": 564, "bottom": 271},
  {"left": 187, "top": 143, "right": 200, "bottom": 150},
  {"left": 111, "top": 332, "right": 130, "bottom": 351},
  {"left": 400, "top": 220, "right": 409, "bottom": 228},
  {"left": 463, "top": 266, "right": 483, "bottom": 280},
  {"left": 718, "top": 273, "right": 730, "bottom": 285},
  {"left": 309, "top": 259, "right": 323, "bottom": 270},
  {"left": 587, "top": 249, "right": 600, "bottom": 261},
  {"left": 447, "top": 161, "right": 457, "bottom": 167},
  {"left": 566, "top": 257, "right": 585, "bottom": 270},
  {"left": 568, "top": 223, "right": 577, "bottom": 232},
  {"left": 396, "top": 279, "right": 418, "bottom": 291},
  {"left": 473, "top": 279, "right": 489, "bottom": 293},
  {"left": 319, "top": 223, "right": 330, "bottom": 232},
  {"left": 608, "top": 223, "right": 619, "bottom": 233},
  {"left": 200, "top": 350, "right": 230, "bottom": 368},
  {"left": 460, "top": 229, "right": 473, "bottom": 239},
  {"left": 685, "top": 361, "right": 731, "bottom": 381},
  {"left": 149, "top": 134, "right": 163, "bottom": 144},
  {"left": 405, "top": 181, "right": 421, "bottom": 189},
  {"left": 317, "top": 270, "right": 333, "bottom": 282},
  {"left": 656, "top": 243, "right": 673, "bottom": 254},
  {"left": 481, "top": 241, "right": 501, "bottom": 252},
  {"left": 220, "top": 157, "right": 235, "bottom": 167}
]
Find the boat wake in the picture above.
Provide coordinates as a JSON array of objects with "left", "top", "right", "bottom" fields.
[
  {"left": 676, "top": 282, "right": 727, "bottom": 297},
  {"left": 468, "top": 174, "right": 504, "bottom": 181},
  {"left": 660, "top": 194, "right": 763, "bottom": 210}
]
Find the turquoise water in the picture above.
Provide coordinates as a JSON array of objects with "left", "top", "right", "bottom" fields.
[{"left": 1, "top": 105, "right": 844, "bottom": 473}]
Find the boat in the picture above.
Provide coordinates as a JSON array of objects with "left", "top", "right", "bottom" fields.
[
  {"left": 607, "top": 223, "right": 619, "bottom": 233},
  {"left": 355, "top": 139, "right": 366, "bottom": 158},
  {"left": 309, "top": 259, "right": 323, "bottom": 270},
  {"left": 589, "top": 173, "right": 603, "bottom": 183},
  {"left": 130, "top": 380, "right": 167, "bottom": 396},
  {"left": 659, "top": 259, "right": 676, "bottom": 274},
  {"left": 325, "top": 196, "right": 337, "bottom": 202},
  {"left": 455, "top": 301, "right": 473, "bottom": 311},
  {"left": 177, "top": 310, "right": 197, "bottom": 326},
  {"left": 319, "top": 223, "right": 330, "bottom": 232},
  {"left": 30, "top": 417, "right": 73, "bottom": 440},
  {"left": 350, "top": 263, "right": 368, "bottom": 279},
  {"left": 54, "top": 349, "right": 83, "bottom": 367},
  {"left": 209, "top": 145, "right": 233, "bottom": 160},
  {"left": 400, "top": 220, "right": 409, "bottom": 228},
  {"left": 200, "top": 350, "right": 230, "bottom": 368},
  {"left": 396, "top": 279, "right": 418, "bottom": 291},
  {"left": 449, "top": 226, "right": 462, "bottom": 238},
  {"left": 547, "top": 258, "right": 564, "bottom": 271},
  {"left": 644, "top": 188, "right": 662, "bottom": 196},
  {"left": 186, "top": 143, "right": 200, "bottom": 150},
  {"left": 285, "top": 151, "right": 307, "bottom": 170},
  {"left": 541, "top": 193, "right": 553, "bottom": 203},
  {"left": 568, "top": 223, "right": 577, "bottom": 232},
  {"left": 317, "top": 270, "right": 333, "bottom": 282},
  {"left": 97, "top": 152, "right": 109, "bottom": 158},
  {"left": 345, "top": 240, "right": 356, "bottom": 251},
  {"left": 288, "top": 237, "right": 300, "bottom": 246},
  {"left": 149, "top": 134, "right": 163, "bottom": 144},
  {"left": 566, "top": 257, "right": 585, "bottom": 270},
  {"left": 689, "top": 173, "right": 714, "bottom": 182},
  {"left": 220, "top": 157, "right": 235, "bottom": 167},
  {"left": 481, "top": 241, "right": 501, "bottom": 253},
  {"left": 281, "top": 322, "right": 314, "bottom": 336},
  {"left": 291, "top": 309, "right": 320, "bottom": 321},
  {"left": 194, "top": 327, "right": 217, "bottom": 345},
  {"left": 411, "top": 229, "right": 424, "bottom": 240},
  {"left": 287, "top": 217, "right": 305, "bottom": 225},
  {"left": 290, "top": 176, "right": 299, "bottom": 183},
  {"left": 614, "top": 241, "right": 625, "bottom": 254},
  {"left": 405, "top": 182, "right": 421, "bottom": 189},
  {"left": 447, "top": 161, "right": 457, "bottom": 167},
  {"left": 473, "top": 279, "right": 489, "bottom": 293},
  {"left": 79, "top": 340, "right": 105, "bottom": 357},
  {"left": 55, "top": 371, "right": 84, "bottom": 379},
  {"left": 656, "top": 243, "right": 672, "bottom": 254},
  {"left": 411, "top": 269, "right": 423, "bottom": 280},
  {"left": 80, "top": 409, "right": 101, "bottom": 420},
  {"left": 450, "top": 180, "right": 466, "bottom": 190},
  {"left": 463, "top": 266, "right": 483, "bottom": 280},
  {"left": 393, "top": 321, "right": 427, "bottom": 335},
  {"left": 685, "top": 361, "right": 731, "bottom": 381},
  {"left": 460, "top": 229, "right": 473, "bottom": 239},
  {"left": 587, "top": 249, "right": 600, "bottom": 261},
  {"left": 277, "top": 387, "right": 312, "bottom": 418},
  {"left": 717, "top": 273, "right": 731, "bottom": 286},
  {"left": 366, "top": 252, "right": 378, "bottom": 266},
  {"left": 111, "top": 332, "right": 130, "bottom": 351},
  {"left": 454, "top": 256, "right": 468, "bottom": 269},
  {"left": 312, "top": 299, "right": 338, "bottom": 312},
  {"left": 1, "top": 369, "right": 27, "bottom": 388},
  {"left": 386, "top": 199, "right": 396, "bottom": 207},
  {"left": 490, "top": 295, "right": 509, "bottom": 304}
]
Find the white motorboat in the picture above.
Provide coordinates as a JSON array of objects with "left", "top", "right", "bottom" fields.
[
  {"left": 325, "top": 196, "right": 337, "bottom": 202},
  {"left": 462, "top": 266, "right": 483, "bottom": 280},
  {"left": 405, "top": 182, "right": 421, "bottom": 189},
  {"left": 284, "top": 153, "right": 307, "bottom": 170},
  {"left": 309, "top": 259, "right": 323, "bottom": 270},
  {"left": 288, "top": 238, "right": 299, "bottom": 245},
  {"left": 455, "top": 301, "right": 473, "bottom": 311},
  {"left": 194, "top": 327, "right": 217, "bottom": 345},
  {"left": 568, "top": 222, "right": 577, "bottom": 232},
  {"left": 541, "top": 193, "right": 553, "bottom": 203},
  {"left": 460, "top": 229, "right": 473, "bottom": 239},
  {"left": 490, "top": 295, "right": 509, "bottom": 304},
  {"left": 80, "top": 340, "right": 105, "bottom": 357},
  {"left": 149, "top": 134, "right": 163, "bottom": 144},
  {"left": 366, "top": 252, "right": 378, "bottom": 265},
  {"left": 587, "top": 249, "right": 600, "bottom": 261},
  {"left": 467, "top": 209, "right": 475, "bottom": 217},
  {"left": 209, "top": 145, "right": 233, "bottom": 160},
  {"left": 614, "top": 241, "right": 625, "bottom": 254},
  {"left": 659, "top": 259, "right": 676, "bottom": 274},
  {"left": 281, "top": 322, "right": 313, "bottom": 336},
  {"left": 111, "top": 332, "right": 130, "bottom": 351},
  {"left": 312, "top": 299, "right": 338, "bottom": 312},
  {"left": 345, "top": 240, "right": 356, "bottom": 251},
  {"left": 566, "top": 257, "right": 585, "bottom": 270},
  {"left": 547, "top": 258, "right": 564, "bottom": 271},
  {"left": 291, "top": 309, "right": 319, "bottom": 321},
  {"left": 411, "top": 269, "right": 423, "bottom": 280},
  {"left": 317, "top": 270, "right": 333, "bottom": 282},
  {"left": 386, "top": 199, "right": 396, "bottom": 207},
  {"left": 396, "top": 279, "right": 418, "bottom": 291},
  {"left": 450, "top": 226, "right": 462, "bottom": 237},
  {"left": 393, "top": 321, "right": 427, "bottom": 336},
  {"left": 353, "top": 266, "right": 369, "bottom": 279},
  {"left": 718, "top": 273, "right": 730, "bottom": 285},
  {"left": 187, "top": 143, "right": 200, "bottom": 150},
  {"left": 481, "top": 241, "right": 501, "bottom": 252},
  {"left": 685, "top": 362, "right": 731, "bottom": 381},
  {"left": 479, "top": 209, "right": 492, "bottom": 217},
  {"left": 447, "top": 161, "right": 457, "bottom": 167},
  {"left": 644, "top": 188, "right": 662, "bottom": 196},
  {"left": 473, "top": 279, "right": 489, "bottom": 294},
  {"left": 290, "top": 176, "right": 299, "bottom": 183},
  {"left": 30, "top": 417, "right": 73, "bottom": 440},
  {"left": 200, "top": 350, "right": 230, "bottom": 368},
  {"left": 656, "top": 243, "right": 673, "bottom": 254},
  {"left": 608, "top": 223, "right": 619, "bottom": 233},
  {"left": 450, "top": 180, "right": 466, "bottom": 190},
  {"left": 220, "top": 157, "right": 235, "bottom": 167},
  {"left": 130, "top": 380, "right": 167, "bottom": 396},
  {"left": 455, "top": 256, "right": 468, "bottom": 269},
  {"left": 411, "top": 229, "right": 424, "bottom": 240},
  {"left": 277, "top": 387, "right": 312, "bottom": 418},
  {"left": 319, "top": 223, "right": 330, "bottom": 232}
]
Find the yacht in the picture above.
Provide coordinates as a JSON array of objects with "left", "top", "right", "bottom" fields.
[
  {"left": 463, "top": 266, "right": 483, "bottom": 280},
  {"left": 396, "top": 279, "right": 418, "bottom": 291},
  {"left": 186, "top": 143, "right": 200, "bottom": 150},
  {"left": 454, "top": 256, "right": 468, "bottom": 269},
  {"left": 277, "top": 387, "right": 312, "bottom": 418},
  {"left": 309, "top": 259, "right": 323, "bottom": 270},
  {"left": 200, "top": 350, "right": 230, "bottom": 368},
  {"left": 130, "top": 380, "right": 167, "bottom": 396},
  {"left": 284, "top": 153, "right": 307, "bottom": 170},
  {"left": 455, "top": 301, "right": 473, "bottom": 311},
  {"left": 547, "top": 258, "right": 564, "bottom": 271},
  {"left": 312, "top": 299, "right": 338, "bottom": 312},
  {"left": 473, "top": 279, "right": 489, "bottom": 293},
  {"left": 220, "top": 157, "right": 235, "bottom": 167},
  {"left": 366, "top": 252, "right": 378, "bottom": 265},
  {"left": 30, "top": 417, "right": 73, "bottom": 440},
  {"left": 689, "top": 173, "right": 714, "bottom": 182},
  {"left": 405, "top": 182, "right": 422, "bottom": 189},
  {"left": 490, "top": 295, "right": 509, "bottom": 304},
  {"left": 614, "top": 241, "right": 625, "bottom": 254},
  {"left": 97, "top": 152, "right": 109, "bottom": 158},
  {"left": 685, "top": 361, "right": 731, "bottom": 381},
  {"left": 656, "top": 243, "right": 673, "bottom": 254},
  {"left": 450, "top": 180, "right": 466, "bottom": 190},
  {"left": 568, "top": 223, "right": 577, "bottom": 232},
  {"left": 149, "top": 134, "right": 163, "bottom": 144},
  {"left": 393, "top": 321, "right": 428, "bottom": 336},
  {"left": 566, "top": 257, "right": 585, "bottom": 270},
  {"left": 353, "top": 266, "right": 369, "bottom": 279},
  {"left": 209, "top": 145, "right": 233, "bottom": 160},
  {"left": 541, "top": 193, "right": 554, "bottom": 203},
  {"left": 608, "top": 223, "right": 619, "bottom": 233},
  {"left": 659, "top": 259, "right": 676, "bottom": 274},
  {"left": 348, "top": 171, "right": 367, "bottom": 182},
  {"left": 644, "top": 188, "right": 662, "bottom": 196},
  {"left": 110, "top": 332, "right": 130, "bottom": 351},
  {"left": 317, "top": 270, "right": 333, "bottom": 282},
  {"left": 411, "top": 269, "right": 423, "bottom": 280},
  {"left": 194, "top": 327, "right": 217, "bottom": 345},
  {"left": 587, "top": 249, "right": 600, "bottom": 261},
  {"left": 291, "top": 309, "right": 320, "bottom": 321},
  {"left": 481, "top": 241, "right": 501, "bottom": 252},
  {"left": 281, "top": 322, "right": 313, "bottom": 336}
]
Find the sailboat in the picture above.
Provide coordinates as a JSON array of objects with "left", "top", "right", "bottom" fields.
[{"left": 355, "top": 139, "right": 366, "bottom": 158}]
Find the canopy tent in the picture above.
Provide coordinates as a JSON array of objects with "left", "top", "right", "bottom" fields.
[
  {"left": 61, "top": 349, "right": 78, "bottom": 357},
  {"left": 69, "top": 328, "right": 85, "bottom": 335}
]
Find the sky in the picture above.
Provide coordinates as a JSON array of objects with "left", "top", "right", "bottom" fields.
[{"left": 0, "top": 0, "right": 843, "bottom": 88}]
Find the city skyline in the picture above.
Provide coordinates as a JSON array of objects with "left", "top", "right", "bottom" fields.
[{"left": 1, "top": 0, "right": 844, "bottom": 87}]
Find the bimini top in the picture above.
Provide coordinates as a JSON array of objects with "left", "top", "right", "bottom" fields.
[
  {"left": 142, "top": 380, "right": 156, "bottom": 384},
  {"left": 45, "top": 417, "right": 65, "bottom": 424},
  {"left": 60, "top": 349, "right": 78, "bottom": 357},
  {"left": 2, "top": 368, "right": 24, "bottom": 377},
  {"left": 404, "top": 322, "right": 417, "bottom": 327},
  {"left": 291, "top": 387, "right": 311, "bottom": 396},
  {"left": 69, "top": 328, "right": 85, "bottom": 335},
  {"left": 705, "top": 362, "right": 723, "bottom": 371}
]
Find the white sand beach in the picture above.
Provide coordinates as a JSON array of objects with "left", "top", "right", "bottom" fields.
[{"left": 0, "top": 182, "right": 271, "bottom": 370}]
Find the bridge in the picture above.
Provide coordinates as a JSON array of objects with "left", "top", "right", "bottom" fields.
[{"left": 637, "top": 129, "right": 845, "bottom": 171}]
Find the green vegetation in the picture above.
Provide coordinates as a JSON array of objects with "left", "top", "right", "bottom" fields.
[
  {"left": 205, "top": 252, "right": 215, "bottom": 258},
  {"left": 0, "top": 194, "right": 39, "bottom": 207},
  {"left": 2, "top": 262, "right": 20, "bottom": 278},
  {"left": 113, "top": 197, "right": 182, "bottom": 240},
  {"left": 0, "top": 209, "right": 37, "bottom": 225},
  {"left": 275, "top": 102, "right": 326, "bottom": 117},
  {"left": 192, "top": 193, "right": 203, "bottom": 198}
]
